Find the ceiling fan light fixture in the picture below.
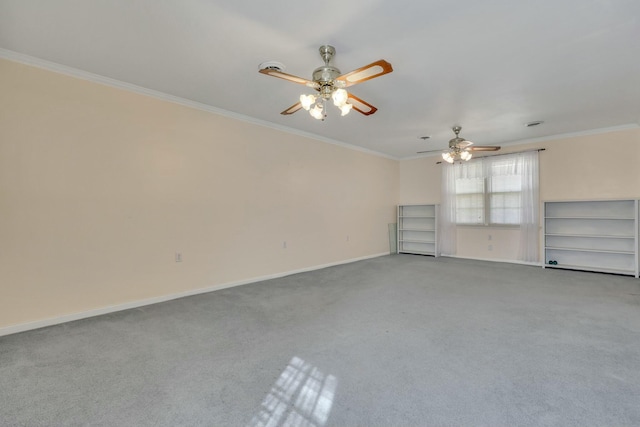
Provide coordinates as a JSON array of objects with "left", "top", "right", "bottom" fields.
[
  {"left": 460, "top": 150, "right": 472, "bottom": 161},
  {"left": 300, "top": 94, "right": 316, "bottom": 111},
  {"left": 332, "top": 88, "right": 348, "bottom": 106},
  {"left": 309, "top": 104, "right": 324, "bottom": 120},
  {"left": 442, "top": 152, "right": 454, "bottom": 163},
  {"left": 339, "top": 103, "right": 353, "bottom": 116}
]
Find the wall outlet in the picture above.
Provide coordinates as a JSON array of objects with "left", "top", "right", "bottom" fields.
[
  {"left": 488, "top": 244, "right": 493, "bottom": 251},
  {"left": 175, "top": 252, "right": 182, "bottom": 262},
  {"left": 488, "top": 234, "right": 492, "bottom": 241},
  {"left": 346, "top": 235, "right": 350, "bottom": 242},
  {"left": 283, "top": 241, "right": 287, "bottom": 249}
]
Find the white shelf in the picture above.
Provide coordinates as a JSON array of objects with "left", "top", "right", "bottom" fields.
[
  {"left": 543, "top": 200, "right": 639, "bottom": 278},
  {"left": 545, "top": 233, "right": 634, "bottom": 239},
  {"left": 545, "top": 216, "right": 634, "bottom": 220},
  {"left": 546, "top": 246, "right": 634, "bottom": 255},
  {"left": 398, "top": 204, "right": 438, "bottom": 256},
  {"left": 545, "top": 200, "right": 635, "bottom": 217}
]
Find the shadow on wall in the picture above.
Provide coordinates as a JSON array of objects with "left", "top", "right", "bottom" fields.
[{"left": 247, "top": 356, "right": 338, "bottom": 427}]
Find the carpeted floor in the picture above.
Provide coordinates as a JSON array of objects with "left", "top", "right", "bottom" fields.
[{"left": 1, "top": 255, "right": 640, "bottom": 426}]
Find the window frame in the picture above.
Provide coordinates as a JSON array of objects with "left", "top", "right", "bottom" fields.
[{"left": 454, "top": 166, "right": 522, "bottom": 227}]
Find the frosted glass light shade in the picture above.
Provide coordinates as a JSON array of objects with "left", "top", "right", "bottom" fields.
[
  {"left": 442, "top": 152, "right": 454, "bottom": 163},
  {"left": 300, "top": 94, "right": 316, "bottom": 111},
  {"left": 332, "top": 89, "right": 348, "bottom": 106},
  {"left": 309, "top": 104, "right": 324, "bottom": 120},
  {"left": 339, "top": 103, "right": 352, "bottom": 116}
]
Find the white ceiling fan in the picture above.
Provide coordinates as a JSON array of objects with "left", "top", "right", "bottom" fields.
[
  {"left": 259, "top": 45, "right": 393, "bottom": 120},
  {"left": 418, "top": 126, "right": 501, "bottom": 162}
]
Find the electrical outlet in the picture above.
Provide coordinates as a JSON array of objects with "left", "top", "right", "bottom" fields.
[
  {"left": 283, "top": 241, "right": 287, "bottom": 249},
  {"left": 175, "top": 252, "right": 182, "bottom": 262},
  {"left": 488, "top": 234, "right": 492, "bottom": 240},
  {"left": 346, "top": 235, "right": 350, "bottom": 242},
  {"left": 488, "top": 244, "right": 493, "bottom": 251}
]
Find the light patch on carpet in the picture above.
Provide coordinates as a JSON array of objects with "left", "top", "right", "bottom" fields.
[{"left": 248, "top": 356, "right": 337, "bottom": 427}]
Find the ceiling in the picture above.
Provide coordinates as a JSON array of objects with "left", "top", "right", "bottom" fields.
[{"left": 1, "top": 0, "right": 639, "bottom": 159}]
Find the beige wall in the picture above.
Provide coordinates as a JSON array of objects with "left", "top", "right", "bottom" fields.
[
  {"left": 398, "top": 157, "right": 441, "bottom": 204},
  {"left": 0, "top": 59, "right": 399, "bottom": 329},
  {"left": 399, "top": 127, "right": 640, "bottom": 261}
]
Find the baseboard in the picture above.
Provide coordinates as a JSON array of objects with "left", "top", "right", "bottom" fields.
[
  {"left": 0, "top": 252, "right": 389, "bottom": 337},
  {"left": 441, "top": 254, "right": 542, "bottom": 267}
]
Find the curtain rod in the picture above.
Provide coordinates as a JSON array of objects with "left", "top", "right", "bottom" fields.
[{"left": 436, "top": 148, "right": 545, "bottom": 164}]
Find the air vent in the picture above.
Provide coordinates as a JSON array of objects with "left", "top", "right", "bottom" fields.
[{"left": 525, "top": 121, "right": 544, "bottom": 127}]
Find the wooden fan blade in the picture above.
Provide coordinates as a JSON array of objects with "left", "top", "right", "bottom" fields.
[
  {"left": 417, "top": 149, "right": 446, "bottom": 154},
  {"left": 469, "top": 146, "right": 501, "bottom": 151},
  {"left": 259, "top": 68, "right": 319, "bottom": 89},
  {"left": 347, "top": 93, "right": 378, "bottom": 115},
  {"left": 336, "top": 59, "right": 393, "bottom": 87},
  {"left": 281, "top": 102, "right": 303, "bottom": 115}
]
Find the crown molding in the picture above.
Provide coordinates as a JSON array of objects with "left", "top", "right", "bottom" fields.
[
  {"left": 0, "top": 48, "right": 397, "bottom": 161},
  {"left": 500, "top": 123, "right": 640, "bottom": 147}
]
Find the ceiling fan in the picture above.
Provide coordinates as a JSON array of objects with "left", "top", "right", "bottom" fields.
[
  {"left": 259, "top": 45, "right": 393, "bottom": 120},
  {"left": 417, "top": 126, "right": 501, "bottom": 163}
]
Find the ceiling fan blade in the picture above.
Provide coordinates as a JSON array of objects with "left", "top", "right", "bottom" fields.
[
  {"left": 259, "top": 68, "right": 319, "bottom": 89},
  {"left": 347, "top": 93, "right": 378, "bottom": 115},
  {"left": 417, "top": 149, "right": 446, "bottom": 154},
  {"left": 280, "top": 102, "right": 303, "bottom": 115},
  {"left": 469, "top": 146, "right": 501, "bottom": 151},
  {"left": 336, "top": 59, "right": 393, "bottom": 87}
]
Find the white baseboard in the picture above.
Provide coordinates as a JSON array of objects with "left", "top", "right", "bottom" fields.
[
  {"left": 0, "top": 252, "right": 389, "bottom": 337},
  {"left": 441, "top": 254, "right": 542, "bottom": 267}
]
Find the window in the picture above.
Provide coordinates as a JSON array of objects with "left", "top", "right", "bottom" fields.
[
  {"left": 455, "top": 175, "right": 485, "bottom": 224},
  {"left": 454, "top": 157, "right": 522, "bottom": 225},
  {"left": 488, "top": 170, "right": 521, "bottom": 225}
]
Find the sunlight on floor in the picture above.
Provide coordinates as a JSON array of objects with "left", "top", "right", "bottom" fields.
[{"left": 247, "top": 356, "right": 338, "bottom": 427}]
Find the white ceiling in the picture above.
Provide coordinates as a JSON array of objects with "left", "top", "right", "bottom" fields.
[{"left": 1, "top": 0, "right": 639, "bottom": 159}]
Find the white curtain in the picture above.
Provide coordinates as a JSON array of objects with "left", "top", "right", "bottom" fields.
[
  {"left": 439, "top": 151, "right": 539, "bottom": 262},
  {"left": 517, "top": 151, "right": 540, "bottom": 262},
  {"left": 439, "top": 163, "right": 457, "bottom": 255}
]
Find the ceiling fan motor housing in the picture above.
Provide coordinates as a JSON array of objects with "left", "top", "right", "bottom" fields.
[
  {"left": 449, "top": 137, "right": 466, "bottom": 149},
  {"left": 313, "top": 65, "right": 341, "bottom": 100},
  {"left": 312, "top": 66, "right": 341, "bottom": 84}
]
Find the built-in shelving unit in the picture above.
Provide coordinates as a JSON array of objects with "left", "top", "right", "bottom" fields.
[
  {"left": 543, "top": 200, "right": 638, "bottom": 277},
  {"left": 398, "top": 204, "right": 438, "bottom": 256}
]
